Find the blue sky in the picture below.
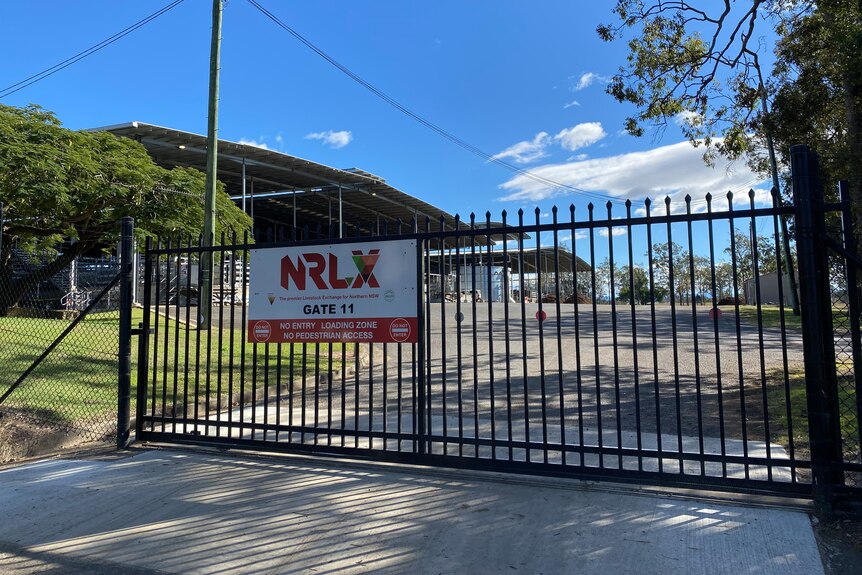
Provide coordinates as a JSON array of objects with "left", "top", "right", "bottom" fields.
[{"left": 0, "top": 0, "right": 776, "bottom": 264}]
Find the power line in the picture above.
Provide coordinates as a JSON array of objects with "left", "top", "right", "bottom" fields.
[
  {"left": 246, "top": 0, "right": 642, "bottom": 207},
  {"left": 0, "top": 0, "right": 187, "bottom": 100}
]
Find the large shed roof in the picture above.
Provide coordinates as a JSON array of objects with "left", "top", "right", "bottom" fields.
[{"left": 92, "top": 122, "right": 463, "bottom": 234}]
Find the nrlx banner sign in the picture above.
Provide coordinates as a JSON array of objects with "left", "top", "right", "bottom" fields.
[{"left": 248, "top": 239, "right": 418, "bottom": 344}]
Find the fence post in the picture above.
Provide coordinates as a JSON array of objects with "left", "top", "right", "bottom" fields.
[
  {"left": 117, "top": 217, "right": 134, "bottom": 449},
  {"left": 791, "top": 145, "right": 838, "bottom": 514}
]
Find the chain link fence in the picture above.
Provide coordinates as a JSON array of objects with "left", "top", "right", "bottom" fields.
[
  {"left": 829, "top": 265, "right": 861, "bottom": 490},
  {"left": 827, "top": 194, "right": 862, "bottom": 491},
  {"left": 0, "top": 244, "right": 122, "bottom": 452}
]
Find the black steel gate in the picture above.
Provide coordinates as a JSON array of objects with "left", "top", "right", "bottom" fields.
[
  {"left": 791, "top": 146, "right": 862, "bottom": 508},
  {"left": 134, "top": 149, "right": 861, "bottom": 504}
]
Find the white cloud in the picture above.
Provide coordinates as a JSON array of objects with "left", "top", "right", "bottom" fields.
[
  {"left": 674, "top": 110, "right": 701, "bottom": 127},
  {"left": 561, "top": 231, "right": 589, "bottom": 242},
  {"left": 563, "top": 100, "right": 581, "bottom": 109},
  {"left": 275, "top": 134, "right": 283, "bottom": 143},
  {"left": 554, "top": 122, "right": 606, "bottom": 151},
  {"left": 573, "top": 72, "right": 609, "bottom": 91},
  {"left": 497, "top": 139, "right": 769, "bottom": 212},
  {"left": 491, "top": 132, "right": 550, "bottom": 164},
  {"left": 598, "top": 227, "right": 628, "bottom": 237},
  {"left": 239, "top": 138, "right": 269, "bottom": 150},
  {"left": 305, "top": 130, "right": 353, "bottom": 149}
]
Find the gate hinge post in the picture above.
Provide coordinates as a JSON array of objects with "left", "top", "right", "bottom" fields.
[
  {"left": 791, "top": 145, "right": 839, "bottom": 516},
  {"left": 117, "top": 217, "right": 135, "bottom": 450}
]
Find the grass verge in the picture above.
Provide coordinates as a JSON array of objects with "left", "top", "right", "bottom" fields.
[
  {"left": 0, "top": 306, "right": 349, "bottom": 426},
  {"left": 759, "top": 367, "right": 858, "bottom": 461}
]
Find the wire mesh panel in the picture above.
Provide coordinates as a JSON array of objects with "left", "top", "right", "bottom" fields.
[
  {"left": 0, "top": 246, "right": 121, "bottom": 443},
  {"left": 826, "top": 184, "right": 862, "bottom": 494}
]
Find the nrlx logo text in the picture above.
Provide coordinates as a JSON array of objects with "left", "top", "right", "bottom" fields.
[{"left": 281, "top": 249, "right": 381, "bottom": 291}]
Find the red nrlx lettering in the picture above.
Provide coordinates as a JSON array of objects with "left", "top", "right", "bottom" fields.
[{"left": 281, "top": 249, "right": 380, "bottom": 291}]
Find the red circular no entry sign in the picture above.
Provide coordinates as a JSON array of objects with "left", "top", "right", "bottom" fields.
[
  {"left": 253, "top": 320, "right": 272, "bottom": 342},
  {"left": 389, "top": 318, "right": 411, "bottom": 342}
]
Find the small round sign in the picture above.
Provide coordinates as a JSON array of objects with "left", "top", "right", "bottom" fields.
[
  {"left": 708, "top": 307, "right": 723, "bottom": 321},
  {"left": 389, "top": 318, "right": 411, "bottom": 342},
  {"left": 253, "top": 320, "right": 272, "bottom": 342},
  {"left": 536, "top": 310, "right": 547, "bottom": 322}
]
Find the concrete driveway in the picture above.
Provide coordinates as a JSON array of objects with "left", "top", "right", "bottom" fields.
[{"left": 0, "top": 447, "right": 823, "bottom": 575}]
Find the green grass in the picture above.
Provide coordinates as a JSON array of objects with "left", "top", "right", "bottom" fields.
[
  {"left": 736, "top": 305, "right": 802, "bottom": 330},
  {"left": 142, "top": 308, "right": 349, "bottom": 418},
  {"left": 0, "top": 307, "right": 348, "bottom": 425},
  {"left": 0, "top": 311, "right": 122, "bottom": 424},
  {"left": 736, "top": 304, "right": 856, "bottom": 331},
  {"left": 762, "top": 367, "right": 858, "bottom": 458}
]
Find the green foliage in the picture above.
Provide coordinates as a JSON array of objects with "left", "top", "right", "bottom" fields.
[
  {"left": 724, "top": 229, "right": 777, "bottom": 287},
  {"left": 648, "top": 241, "right": 689, "bottom": 302},
  {"left": 768, "top": 2, "right": 862, "bottom": 204},
  {"left": 0, "top": 103, "right": 252, "bottom": 253},
  {"left": 617, "top": 264, "right": 650, "bottom": 304},
  {"left": 599, "top": 1, "right": 862, "bottom": 222},
  {"left": 0, "top": 104, "right": 253, "bottom": 312},
  {"left": 598, "top": 0, "right": 775, "bottom": 163}
]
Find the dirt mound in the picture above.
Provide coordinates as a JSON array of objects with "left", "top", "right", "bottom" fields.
[{"left": 0, "top": 413, "right": 109, "bottom": 464}]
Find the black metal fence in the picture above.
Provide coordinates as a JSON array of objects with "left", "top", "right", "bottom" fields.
[
  {"left": 791, "top": 147, "right": 862, "bottom": 509},
  {"left": 132, "top": 168, "right": 862, "bottom": 501}
]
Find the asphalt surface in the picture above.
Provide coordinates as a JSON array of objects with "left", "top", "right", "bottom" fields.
[{"left": 149, "top": 302, "right": 806, "bottom": 485}]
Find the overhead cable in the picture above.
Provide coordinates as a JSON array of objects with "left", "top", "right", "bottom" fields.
[
  {"left": 246, "top": 0, "right": 645, "bottom": 207},
  {"left": 0, "top": 0, "right": 187, "bottom": 99}
]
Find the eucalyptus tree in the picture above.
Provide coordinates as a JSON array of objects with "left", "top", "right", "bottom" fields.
[{"left": 598, "top": 1, "right": 862, "bottom": 245}]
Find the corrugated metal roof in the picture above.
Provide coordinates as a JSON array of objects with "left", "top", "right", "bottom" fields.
[
  {"left": 91, "top": 122, "right": 453, "bottom": 231},
  {"left": 91, "top": 122, "right": 529, "bottom": 244}
]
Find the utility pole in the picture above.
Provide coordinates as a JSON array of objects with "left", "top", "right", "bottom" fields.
[{"left": 199, "top": 0, "right": 223, "bottom": 329}]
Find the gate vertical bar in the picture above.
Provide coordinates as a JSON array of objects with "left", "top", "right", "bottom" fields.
[
  {"left": 416, "top": 237, "right": 427, "bottom": 455},
  {"left": 791, "top": 144, "right": 837, "bottom": 512},
  {"left": 117, "top": 216, "right": 134, "bottom": 449},
  {"left": 136, "top": 237, "right": 154, "bottom": 438}
]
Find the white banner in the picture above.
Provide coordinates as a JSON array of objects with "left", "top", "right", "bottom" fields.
[{"left": 247, "top": 238, "right": 418, "bottom": 343}]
